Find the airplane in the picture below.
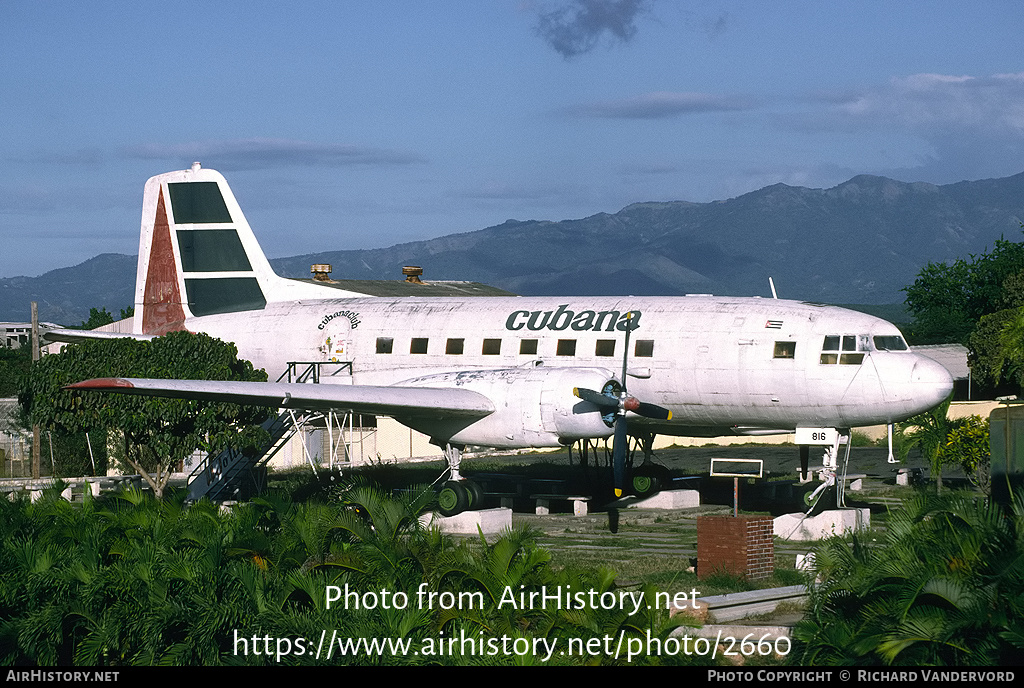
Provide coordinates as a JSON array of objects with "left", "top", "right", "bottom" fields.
[{"left": 54, "top": 163, "right": 954, "bottom": 514}]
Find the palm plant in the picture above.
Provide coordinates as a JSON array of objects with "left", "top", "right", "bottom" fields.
[
  {"left": 434, "top": 525, "right": 554, "bottom": 638},
  {"left": 793, "top": 491, "right": 1024, "bottom": 665},
  {"left": 898, "top": 396, "right": 955, "bottom": 494}
]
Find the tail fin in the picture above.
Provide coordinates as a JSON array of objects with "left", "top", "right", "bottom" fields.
[{"left": 134, "top": 163, "right": 339, "bottom": 335}]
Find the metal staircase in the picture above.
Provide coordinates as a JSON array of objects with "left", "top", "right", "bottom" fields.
[
  {"left": 185, "top": 410, "right": 296, "bottom": 502},
  {"left": 185, "top": 361, "right": 353, "bottom": 503}
]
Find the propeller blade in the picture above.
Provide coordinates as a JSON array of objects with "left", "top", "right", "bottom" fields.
[
  {"left": 620, "top": 395, "right": 672, "bottom": 421},
  {"left": 621, "top": 311, "right": 633, "bottom": 394},
  {"left": 574, "top": 387, "right": 619, "bottom": 409},
  {"left": 612, "top": 415, "right": 628, "bottom": 497},
  {"left": 635, "top": 401, "right": 673, "bottom": 421}
]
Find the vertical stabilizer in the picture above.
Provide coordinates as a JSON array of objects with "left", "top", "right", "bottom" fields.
[{"left": 134, "top": 163, "right": 344, "bottom": 335}]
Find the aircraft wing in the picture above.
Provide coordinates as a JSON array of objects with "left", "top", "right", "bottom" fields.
[
  {"left": 44, "top": 329, "right": 157, "bottom": 344},
  {"left": 65, "top": 378, "right": 496, "bottom": 419}
]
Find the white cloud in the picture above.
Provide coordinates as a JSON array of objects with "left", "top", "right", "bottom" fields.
[
  {"left": 833, "top": 73, "right": 1024, "bottom": 134},
  {"left": 797, "top": 73, "right": 1024, "bottom": 183}
]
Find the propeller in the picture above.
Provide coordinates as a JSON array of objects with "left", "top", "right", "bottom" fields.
[{"left": 572, "top": 312, "right": 672, "bottom": 497}]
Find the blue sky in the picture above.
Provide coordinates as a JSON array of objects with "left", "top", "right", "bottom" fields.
[{"left": 2, "top": 1, "right": 1024, "bottom": 278}]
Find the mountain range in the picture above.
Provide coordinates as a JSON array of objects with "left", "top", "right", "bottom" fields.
[{"left": 4, "top": 172, "right": 1024, "bottom": 326}]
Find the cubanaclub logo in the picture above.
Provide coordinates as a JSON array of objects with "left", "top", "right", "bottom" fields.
[
  {"left": 505, "top": 305, "right": 641, "bottom": 332},
  {"left": 318, "top": 310, "right": 361, "bottom": 331}
]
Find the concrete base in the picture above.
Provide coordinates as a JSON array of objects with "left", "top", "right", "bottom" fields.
[
  {"left": 631, "top": 489, "right": 700, "bottom": 509},
  {"left": 773, "top": 508, "right": 870, "bottom": 541},
  {"left": 795, "top": 552, "right": 815, "bottom": 572},
  {"left": 421, "top": 507, "right": 512, "bottom": 534},
  {"left": 695, "top": 585, "right": 807, "bottom": 623},
  {"left": 690, "top": 624, "right": 792, "bottom": 640},
  {"left": 533, "top": 496, "right": 590, "bottom": 516}
]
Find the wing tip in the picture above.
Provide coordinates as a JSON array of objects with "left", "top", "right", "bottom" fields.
[{"left": 64, "top": 378, "right": 136, "bottom": 391}]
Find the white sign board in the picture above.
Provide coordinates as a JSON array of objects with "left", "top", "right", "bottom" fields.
[{"left": 795, "top": 427, "right": 839, "bottom": 446}]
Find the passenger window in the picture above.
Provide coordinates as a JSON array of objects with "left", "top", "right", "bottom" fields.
[
  {"left": 410, "top": 338, "right": 428, "bottom": 354},
  {"left": 446, "top": 338, "right": 464, "bottom": 355},
  {"left": 595, "top": 340, "right": 615, "bottom": 357},
  {"left": 557, "top": 339, "right": 576, "bottom": 356},
  {"left": 773, "top": 341, "right": 796, "bottom": 359},
  {"left": 635, "top": 340, "right": 654, "bottom": 357},
  {"left": 520, "top": 339, "right": 538, "bottom": 355},
  {"left": 482, "top": 339, "right": 501, "bottom": 355},
  {"left": 376, "top": 337, "right": 393, "bottom": 354}
]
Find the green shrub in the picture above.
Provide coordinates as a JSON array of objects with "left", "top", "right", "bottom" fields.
[{"left": 792, "top": 492, "right": 1024, "bottom": 665}]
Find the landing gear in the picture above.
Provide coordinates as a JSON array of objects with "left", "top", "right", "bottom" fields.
[
  {"left": 802, "top": 480, "right": 837, "bottom": 516},
  {"left": 464, "top": 479, "right": 485, "bottom": 509},
  {"left": 631, "top": 465, "right": 662, "bottom": 497},
  {"left": 438, "top": 480, "right": 469, "bottom": 516},
  {"left": 797, "top": 428, "right": 852, "bottom": 514},
  {"left": 629, "top": 432, "right": 669, "bottom": 498},
  {"left": 435, "top": 443, "right": 485, "bottom": 517}
]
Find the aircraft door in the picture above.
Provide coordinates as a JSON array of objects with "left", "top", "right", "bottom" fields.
[
  {"left": 695, "top": 333, "right": 746, "bottom": 402},
  {"left": 315, "top": 311, "right": 358, "bottom": 365},
  {"left": 323, "top": 330, "right": 351, "bottom": 362}
]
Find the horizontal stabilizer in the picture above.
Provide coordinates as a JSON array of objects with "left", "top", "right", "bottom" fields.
[
  {"left": 43, "top": 329, "right": 157, "bottom": 345},
  {"left": 66, "top": 378, "right": 496, "bottom": 419}
]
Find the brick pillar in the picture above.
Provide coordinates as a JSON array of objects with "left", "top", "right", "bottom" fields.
[{"left": 697, "top": 515, "right": 774, "bottom": 580}]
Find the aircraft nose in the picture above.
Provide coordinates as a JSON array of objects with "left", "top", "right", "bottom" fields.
[{"left": 908, "top": 354, "right": 954, "bottom": 413}]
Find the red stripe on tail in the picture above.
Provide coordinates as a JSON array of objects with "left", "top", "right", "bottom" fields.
[{"left": 141, "top": 188, "right": 187, "bottom": 335}]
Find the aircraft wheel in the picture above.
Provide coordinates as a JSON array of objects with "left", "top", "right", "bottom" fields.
[
  {"left": 464, "top": 480, "right": 485, "bottom": 509},
  {"left": 631, "top": 467, "right": 662, "bottom": 498},
  {"left": 438, "top": 481, "right": 469, "bottom": 517},
  {"left": 803, "top": 484, "right": 836, "bottom": 516}
]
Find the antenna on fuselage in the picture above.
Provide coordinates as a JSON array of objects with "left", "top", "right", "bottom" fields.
[{"left": 769, "top": 277, "right": 779, "bottom": 299}]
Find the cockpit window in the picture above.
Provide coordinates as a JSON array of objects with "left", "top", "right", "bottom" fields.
[
  {"left": 873, "top": 335, "right": 908, "bottom": 351},
  {"left": 820, "top": 334, "right": 867, "bottom": 365}
]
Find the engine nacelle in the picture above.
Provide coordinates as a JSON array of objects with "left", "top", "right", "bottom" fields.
[{"left": 396, "top": 366, "right": 617, "bottom": 448}]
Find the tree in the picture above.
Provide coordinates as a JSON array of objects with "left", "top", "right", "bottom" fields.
[
  {"left": 0, "top": 344, "right": 31, "bottom": 397},
  {"left": 72, "top": 306, "right": 134, "bottom": 331},
  {"left": 904, "top": 238, "right": 1024, "bottom": 344},
  {"left": 21, "top": 331, "right": 271, "bottom": 498},
  {"left": 944, "top": 415, "right": 990, "bottom": 494},
  {"left": 77, "top": 307, "right": 115, "bottom": 330},
  {"left": 967, "top": 307, "right": 1020, "bottom": 389},
  {"left": 39, "top": 428, "right": 107, "bottom": 477},
  {"left": 898, "top": 396, "right": 955, "bottom": 494}
]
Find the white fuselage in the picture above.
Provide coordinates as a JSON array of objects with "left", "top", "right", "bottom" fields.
[
  {"left": 189, "top": 291, "right": 953, "bottom": 437},
  {"left": 123, "top": 165, "right": 953, "bottom": 448}
]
